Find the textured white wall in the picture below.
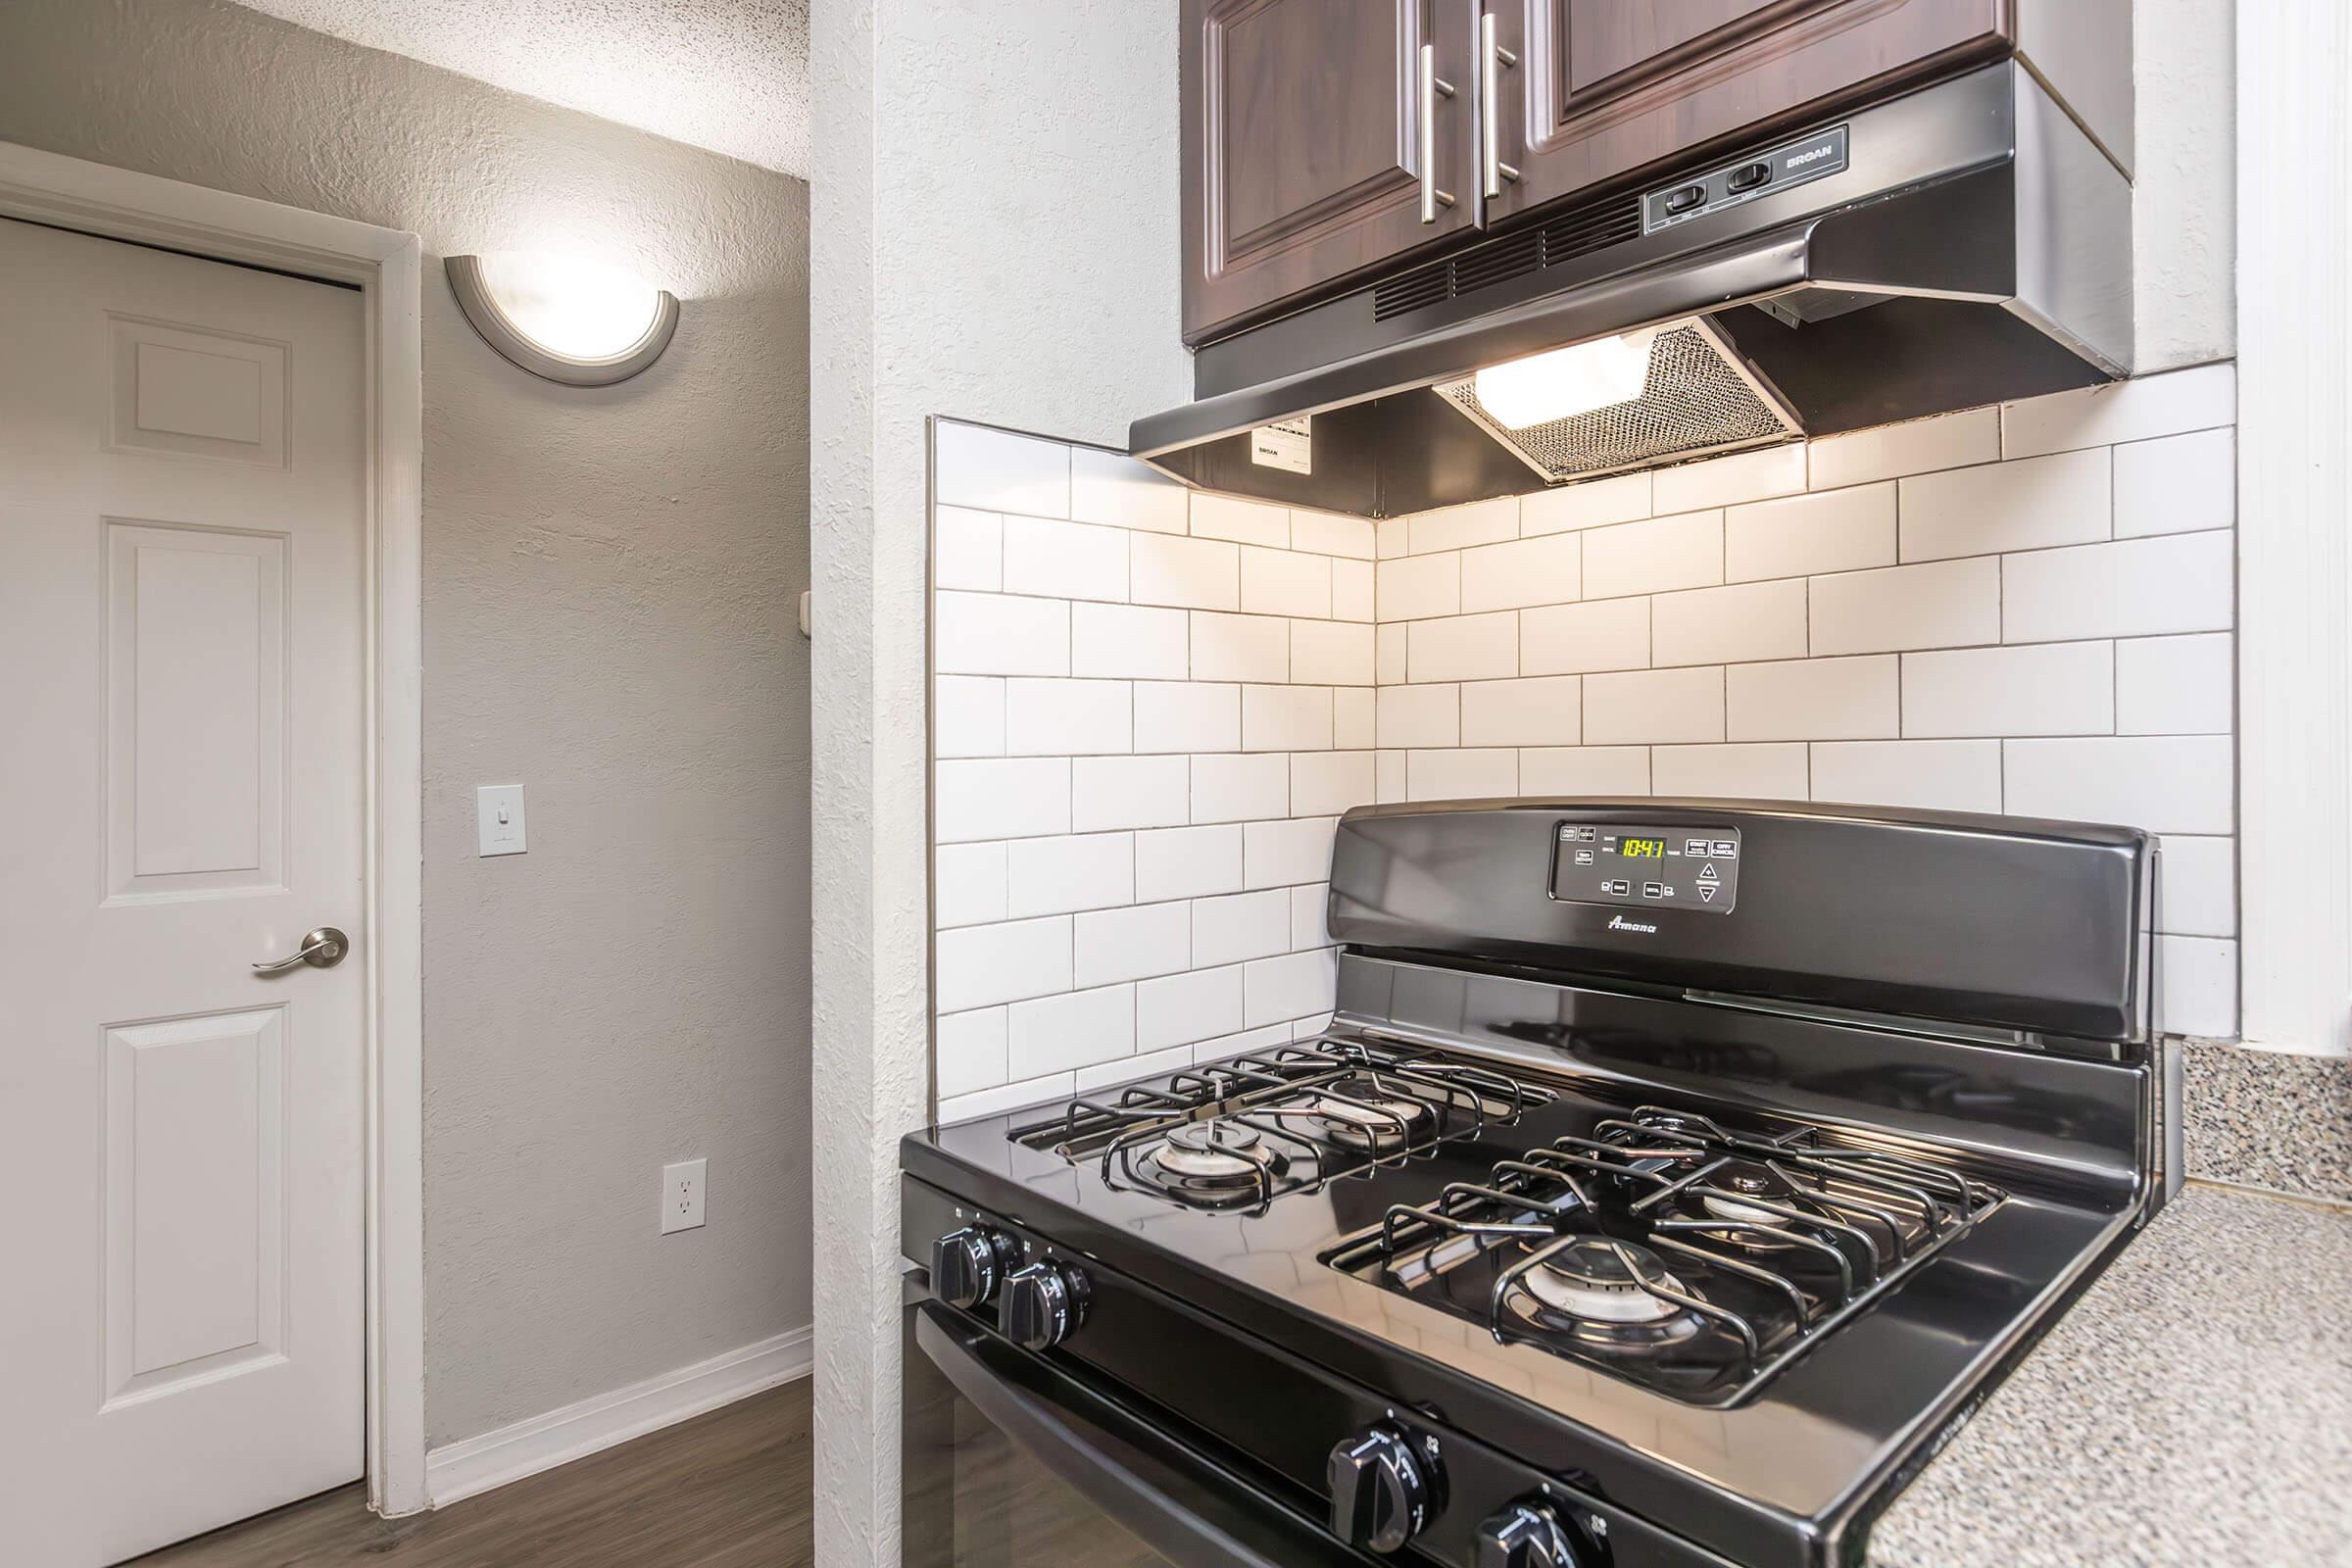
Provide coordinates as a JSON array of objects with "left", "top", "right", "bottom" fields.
[
  {"left": 808, "top": 1, "right": 1186, "bottom": 1561},
  {"left": 0, "top": 0, "right": 812, "bottom": 1448}
]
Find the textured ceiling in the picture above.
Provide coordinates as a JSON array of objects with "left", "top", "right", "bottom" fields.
[{"left": 232, "top": 0, "right": 809, "bottom": 176}]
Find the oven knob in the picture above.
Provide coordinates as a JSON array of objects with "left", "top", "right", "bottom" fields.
[
  {"left": 1475, "top": 1499, "right": 1592, "bottom": 1568},
  {"left": 1327, "top": 1425, "right": 1437, "bottom": 1553},
  {"left": 932, "top": 1226, "right": 1019, "bottom": 1309},
  {"left": 1003, "top": 1261, "right": 1088, "bottom": 1349}
]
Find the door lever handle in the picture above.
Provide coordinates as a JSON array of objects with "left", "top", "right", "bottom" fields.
[{"left": 254, "top": 926, "right": 349, "bottom": 973}]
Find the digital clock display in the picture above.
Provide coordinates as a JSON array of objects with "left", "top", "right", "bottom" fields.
[{"left": 1620, "top": 838, "right": 1668, "bottom": 858}]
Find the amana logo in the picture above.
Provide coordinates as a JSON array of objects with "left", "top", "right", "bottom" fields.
[{"left": 1607, "top": 914, "right": 1658, "bottom": 935}]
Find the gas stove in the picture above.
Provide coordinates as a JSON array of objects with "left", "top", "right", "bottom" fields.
[{"left": 903, "top": 801, "right": 2178, "bottom": 1568}]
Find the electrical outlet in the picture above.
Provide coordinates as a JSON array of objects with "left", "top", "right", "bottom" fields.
[{"left": 660, "top": 1158, "right": 707, "bottom": 1235}]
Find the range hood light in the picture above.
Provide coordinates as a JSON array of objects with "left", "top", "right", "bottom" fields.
[{"left": 1471, "top": 329, "right": 1656, "bottom": 431}]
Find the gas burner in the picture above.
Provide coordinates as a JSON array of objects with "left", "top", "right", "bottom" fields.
[
  {"left": 1521, "top": 1239, "right": 1685, "bottom": 1323},
  {"left": 1155, "top": 1120, "right": 1265, "bottom": 1183},
  {"left": 1304, "top": 1082, "right": 1432, "bottom": 1147},
  {"left": 1697, "top": 1161, "right": 1800, "bottom": 1228}
]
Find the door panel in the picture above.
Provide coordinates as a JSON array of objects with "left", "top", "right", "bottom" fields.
[
  {"left": 1184, "top": 0, "right": 1478, "bottom": 343},
  {"left": 1485, "top": 0, "right": 2009, "bottom": 222},
  {"left": 0, "top": 217, "right": 367, "bottom": 1568}
]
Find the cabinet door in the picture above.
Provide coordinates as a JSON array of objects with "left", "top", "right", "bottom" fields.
[
  {"left": 1183, "top": 0, "right": 1477, "bottom": 344},
  {"left": 1482, "top": 0, "right": 2009, "bottom": 222}
]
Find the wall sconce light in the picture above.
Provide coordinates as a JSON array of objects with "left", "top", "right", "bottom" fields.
[{"left": 446, "top": 252, "right": 679, "bottom": 386}]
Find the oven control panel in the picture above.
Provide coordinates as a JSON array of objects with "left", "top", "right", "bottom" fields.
[{"left": 1549, "top": 823, "right": 1740, "bottom": 915}]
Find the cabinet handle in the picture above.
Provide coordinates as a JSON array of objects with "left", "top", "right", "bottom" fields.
[
  {"left": 1481, "top": 13, "right": 1520, "bottom": 200},
  {"left": 1419, "top": 41, "right": 1456, "bottom": 223}
]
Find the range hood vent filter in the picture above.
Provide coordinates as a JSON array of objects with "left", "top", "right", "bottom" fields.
[{"left": 1432, "top": 318, "right": 1800, "bottom": 483}]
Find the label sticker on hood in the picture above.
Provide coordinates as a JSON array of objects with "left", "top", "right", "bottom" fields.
[{"left": 1250, "top": 416, "right": 1312, "bottom": 473}]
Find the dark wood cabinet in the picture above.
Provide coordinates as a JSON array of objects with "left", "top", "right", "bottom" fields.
[
  {"left": 1181, "top": 0, "right": 1476, "bottom": 345},
  {"left": 1481, "top": 0, "right": 2007, "bottom": 221}
]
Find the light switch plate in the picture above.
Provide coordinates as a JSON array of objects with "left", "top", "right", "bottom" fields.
[
  {"left": 661, "top": 1158, "right": 707, "bottom": 1235},
  {"left": 476, "top": 784, "right": 526, "bottom": 857}
]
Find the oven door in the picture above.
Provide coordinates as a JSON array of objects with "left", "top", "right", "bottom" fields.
[{"left": 903, "top": 1298, "right": 1381, "bottom": 1568}]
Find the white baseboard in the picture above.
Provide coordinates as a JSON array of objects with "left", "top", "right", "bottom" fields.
[{"left": 424, "top": 1323, "right": 813, "bottom": 1508}]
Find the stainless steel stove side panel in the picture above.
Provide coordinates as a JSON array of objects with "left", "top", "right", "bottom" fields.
[
  {"left": 1329, "top": 800, "right": 2153, "bottom": 1044},
  {"left": 1332, "top": 954, "right": 2148, "bottom": 1202}
]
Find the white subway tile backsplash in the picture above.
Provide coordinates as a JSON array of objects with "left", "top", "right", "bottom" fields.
[
  {"left": 1460, "top": 676, "right": 1581, "bottom": 747},
  {"left": 1900, "top": 642, "right": 2115, "bottom": 737},
  {"left": 1725, "top": 484, "right": 1895, "bottom": 582},
  {"left": 2157, "top": 935, "right": 2238, "bottom": 1037},
  {"left": 936, "top": 421, "right": 1070, "bottom": 517},
  {"left": 1243, "top": 685, "right": 1333, "bottom": 751},
  {"left": 1191, "top": 492, "right": 1291, "bottom": 548},
  {"left": 1376, "top": 515, "right": 1407, "bottom": 559},
  {"left": 1809, "top": 557, "right": 2000, "bottom": 655},
  {"left": 1071, "top": 755, "right": 1190, "bottom": 832},
  {"left": 1375, "top": 751, "right": 1405, "bottom": 803},
  {"left": 1376, "top": 622, "right": 1408, "bottom": 684},
  {"left": 2000, "top": 530, "right": 2232, "bottom": 643},
  {"left": 1651, "top": 579, "right": 1807, "bottom": 667},
  {"left": 2000, "top": 363, "right": 2234, "bottom": 460},
  {"left": 1582, "top": 509, "right": 1724, "bottom": 599},
  {"left": 1073, "top": 902, "right": 1191, "bottom": 987},
  {"left": 1521, "top": 597, "right": 1651, "bottom": 675},
  {"left": 1193, "top": 1024, "right": 1297, "bottom": 1063},
  {"left": 1134, "top": 681, "right": 1240, "bottom": 754},
  {"left": 1377, "top": 552, "right": 1462, "bottom": 621},
  {"left": 1072, "top": 602, "right": 1187, "bottom": 679},
  {"left": 1519, "top": 746, "right": 1650, "bottom": 795},
  {"left": 2114, "top": 428, "right": 2234, "bottom": 538},
  {"left": 1006, "top": 983, "right": 1135, "bottom": 1078},
  {"left": 1003, "top": 514, "right": 1131, "bottom": 602},
  {"left": 2156, "top": 835, "right": 2236, "bottom": 938},
  {"left": 936, "top": 591, "right": 1069, "bottom": 675},
  {"left": 1192, "top": 752, "right": 1290, "bottom": 823},
  {"left": 1244, "top": 816, "right": 1337, "bottom": 889},
  {"left": 1898, "top": 448, "right": 2110, "bottom": 563},
  {"left": 1076, "top": 1042, "right": 1201, "bottom": 1093},
  {"left": 1005, "top": 832, "right": 1135, "bottom": 917},
  {"left": 934, "top": 674, "right": 1006, "bottom": 758},
  {"left": 936, "top": 914, "right": 1074, "bottom": 1010},
  {"left": 936, "top": 758, "right": 1071, "bottom": 843},
  {"left": 1004, "top": 677, "right": 1131, "bottom": 756},
  {"left": 1727, "top": 656, "right": 1898, "bottom": 741},
  {"left": 1290, "top": 883, "right": 1331, "bottom": 951},
  {"left": 1291, "top": 751, "right": 1377, "bottom": 816},
  {"left": 1809, "top": 740, "right": 2001, "bottom": 812},
  {"left": 1408, "top": 496, "right": 1518, "bottom": 555},
  {"left": 1191, "top": 612, "right": 1291, "bottom": 682},
  {"left": 1585, "top": 666, "right": 1725, "bottom": 744},
  {"left": 1652, "top": 444, "right": 1805, "bottom": 513},
  {"left": 1135, "top": 966, "right": 1245, "bottom": 1052},
  {"left": 938, "top": 1071, "right": 1077, "bottom": 1125},
  {"left": 1376, "top": 683, "right": 1460, "bottom": 749},
  {"left": 1460, "top": 533, "right": 1582, "bottom": 612},
  {"left": 1407, "top": 748, "right": 1517, "bottom": 800},
  {"left": 1131, "top": 532, "right": 1240, "bottom": 612},
  {"left": 1335, "top": 688, "right": 1375, "bottom": 749},
  {"left": 1291, "top": 509, "right": 1377, "bottom": 560},
  {"left": 1651, "top": 742, "right": 1808, "bottom": 799},
  {"left": 1292, "top": 620, "right": 1375, "bottom": 686},
  {"left": 1191, "top": 890, "right": 1291, "bottom": 969},
  {"left": 935, "top": 1007, "right": 1008, "bottom": 1098},
  {"left": 2003, "top": 735, "right": 2234, "bottom": 834},
  {"left": 1520, "top": 470, "right": 1651, "bottom": 535},
  {"left": 1331, "top": 559, "right": 1375, "bottom": 622},
  {"left": 1243, "top": 949, "right": 1338, "bottom": 1029},
  {"left": 1805, "top": 408, "right": 1999, "bottom": 490},
  {"left": 1409, "top": 611, "right": 1519, "bottom": 683},
  {"left": 1135, "top": 823, "right": 1243, "bottom": 902},
  {"left": 934, "top": 841, "right": 1008, "bottom": 929},
  {"left": 2116, "top": 633, "right": 2232, "bottom": 735},
  {"left": 1241, "top": 547, "right": 1332, "bottom": 617},
  {"left": 934, "top": 506, "right": 1004, "bottom": 591},
  {"left": 1070, "top": 447, "right": 1190, "bottom": 535}
]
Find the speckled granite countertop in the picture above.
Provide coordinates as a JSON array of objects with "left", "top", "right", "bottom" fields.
[{"left": 1867, "top": 1183, "right": 2352, "bottom": 1567}]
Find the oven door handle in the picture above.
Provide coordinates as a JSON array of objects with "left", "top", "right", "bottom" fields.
[{"left": 914, "top": 1303, "right": 1376, "bottom": 1568}]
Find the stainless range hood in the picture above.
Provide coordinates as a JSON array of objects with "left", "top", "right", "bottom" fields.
[{"left": 1131, "top": 62, "right": 2130, "bottom": 519}]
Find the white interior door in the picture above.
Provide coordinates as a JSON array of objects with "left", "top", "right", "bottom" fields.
[{"left": 0, "top": 217, "right": 368, "bottom": 1566}]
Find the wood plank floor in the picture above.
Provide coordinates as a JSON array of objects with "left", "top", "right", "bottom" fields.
[{"left": 129, "top": 1379, "right": 813, "bottom": 1568}]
